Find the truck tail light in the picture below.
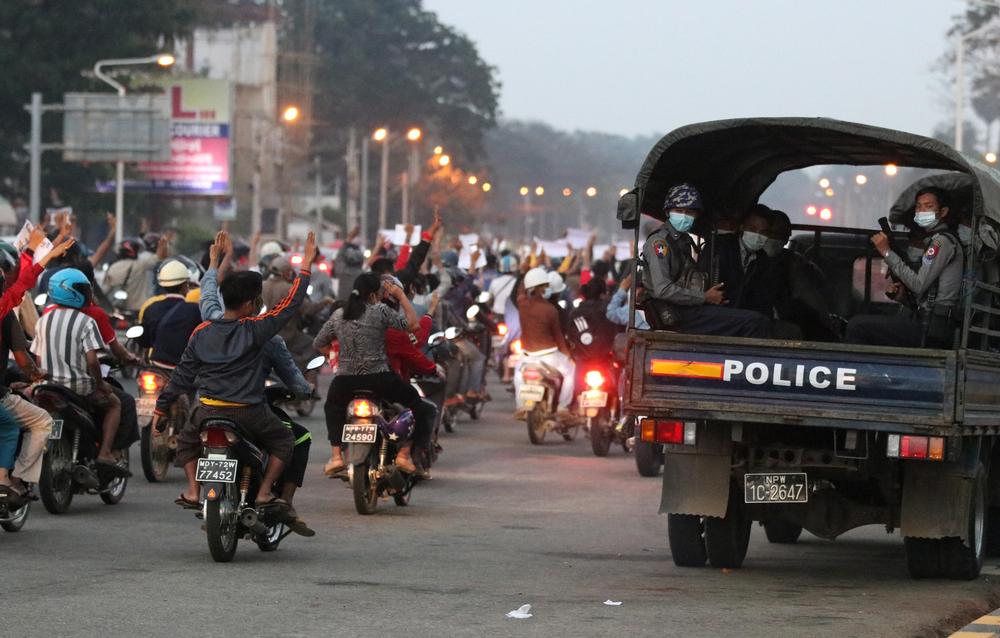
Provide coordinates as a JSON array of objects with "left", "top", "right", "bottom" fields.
[
  {"left": 639, "top": 419, "right": 696, "bottom": 445},
  {"left": 886, "top": 434, "right": 944, "bottom": 461}
]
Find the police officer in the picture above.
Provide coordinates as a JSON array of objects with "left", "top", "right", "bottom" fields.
[
  {"left": 846, "top": 186, "right": 964, "bottom": 347},
  {"left": 641, "top": 183, "right": 770, "bottom": 337}
]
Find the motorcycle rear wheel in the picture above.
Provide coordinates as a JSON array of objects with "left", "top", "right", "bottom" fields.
[
  {"left": 100, "top": 453, "right": 129, "bottom": 505},
  {"left": 140, "top": 425, "right": 170, "bottom": 483},
  {"left": 527, "top": 406, "right": 547, "bottom": 445},
  {"left": 39, "top": 436, "right": 75, "bottom": 514},
  {"left": 205, "top": 484, "right": 239, "bottom": 562},
  {"left": 590, "top": 418, "right": 612, "bottom": 457},
  {"left": 442, "top": 408, "right": 456, "bottom": 434},
  {"left": 352, "top": 460, "right": 379, "bottom": 515}
]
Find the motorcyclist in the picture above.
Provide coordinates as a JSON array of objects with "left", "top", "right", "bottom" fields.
[
  {"left": 514, "top": 267, "right": 575, "bottom": 417},
  {"left": 314, "top": 272, "right": 433, "bottom": 476},
  {"left": 154, "top": 232, "right": 315, "bottom": 518},
  {"left": 0, "top": 230, "right": 74, "bottom": 503},
  {"left": 487, "top": 254, "right": 519, "bottom": 319},
  {"left": 32, "top": 267, "right": 126, "bottom": 470},
  {"left": 263, "top": 256, "right": 332, "bottom": 370},
  {"left": 194, "top": 231, "right": 314, "bottom": 534},
  {"left": 103, "top": 234, "right": 168, "bottom": 313},
  {"left": 136, "top": 259, "right": 193, "bottom": 350}
]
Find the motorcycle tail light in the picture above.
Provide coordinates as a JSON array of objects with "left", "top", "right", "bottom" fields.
[
  {"left": 200, "top": 427, "right": 237, "bottom": 447},
  {"left": 511, "top": 339, "right": 523, "bottom": 355},
  {"left": 140, "top": 372, "right": 162, "bottom": 395},
  {"left": 522, "top": 368, "right": 543, "bottom": 382},
  {"left": 585, "top": 370, "right": 605, "bottom": 389},
  {"left": 349, "top": 399, "right": 379, "bottom": 418},
  {"left": 497, "top": 323, "right": 508, "bottom": 337}
]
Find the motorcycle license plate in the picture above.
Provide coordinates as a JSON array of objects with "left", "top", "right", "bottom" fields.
[
  {"left": 508, "top": 353, "right": 520, "bottom": 368},
  {"left": 48, "top": 419, "right": 64, "bottom": 440},
  {"left": 196, "top": 458, "right": 238, "bottom": 483},
  {"left": 343, "top": 423, "right": 378, "bottom": 444},
  {"left": 744, "top": 473, "right": 808, "bottom": 504},
  {"left": 519, "top": 384, "right": 545, "bottom": 402},
  {"left": 137, "top": 396, "right": 157, "bottom": 420},
  {"left": 580, "top": 390, "right": 608, "bottom": 409}
]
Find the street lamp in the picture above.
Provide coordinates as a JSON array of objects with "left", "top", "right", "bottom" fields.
[
  {"left": 406, "top": 127, "right": 422, "bottom": 142},
  {"left": 855, "top": 174, "right": 868, "bottom": 185},
  {"left": 818, "top": 177, "right": 831, "bottom": 189},
  {"left": 373, "top": 127, "right": 388, "bottom": 142},
  {"left": 987, "top": 152, "right": 998, "bottom": 164},
  {"left": 519, "top": 186, "right": 529, "bottom": 196},
  {"left": 433, "top": 145, "right": 443, "bottom": 155},
  {"left": 438, "top": 154, "right": 450, "bottom": 167},
  {"left": 281, "top": 105, "right": 300, "bottom": 123},
  {"left": 585, "top": 186, "right": 597, "bottom": 197},
  {"left": 93, "top": 53, "right": 175, "bottom": 243},
  {"left": 562, "top": 187, "right": 572, "bottom": 197},
  {"left": 482, "top": 182, "right": 492, "bottom": 192},
  {"left": 535, "top": 186, "right": 544, "bottom": 196},
  {"left": 885, "top": 164, "right": 898, "bottom": 176},
  {"left": 468, "top": 175, "right": 478, "bottom": 185}
]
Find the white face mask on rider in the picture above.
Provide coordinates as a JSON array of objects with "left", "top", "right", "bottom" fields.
[{"left": 741, "top": 231, "right": 767, "bottom": 252}]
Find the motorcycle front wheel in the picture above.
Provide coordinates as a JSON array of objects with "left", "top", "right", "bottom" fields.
[
  {"left": 140, "top": 425, "right": 170, "bottom": 482},
  {"left": 352, "top": 460, "right": 379, "bottom": 515},
  {"left": 205, "top": 483, "right": 239, "bottom": 562},
  {"left": 39, "top": 436, "right": 75, "bottom": 514}
]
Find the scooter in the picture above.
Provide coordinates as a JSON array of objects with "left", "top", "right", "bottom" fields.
[
  {"left": 516, "top": 359, "right": 583, "bottom": 445},
  {"left": 33, "top": 361, "right": 131, "bottom": 514},
  {"left": 343, "top": 393, "right": 419, "bottom": 515}
]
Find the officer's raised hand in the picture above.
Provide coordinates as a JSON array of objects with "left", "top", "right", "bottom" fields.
[
  {"left": 705, "top": 283, "right": 726, "bottom": 305},
  {"left": 870, "top": 232, "right": 890, "bottom": 258}
]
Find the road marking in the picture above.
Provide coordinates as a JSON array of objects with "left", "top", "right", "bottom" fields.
[{"left": 949, "top": 610, "right": 1000, "bottom": 637}]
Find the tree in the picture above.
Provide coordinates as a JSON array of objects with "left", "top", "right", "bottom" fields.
[
  {"left": 0, "top": 1, "right": 197, "bottom": 204},
  {"left": 313, "top": 0, "right": 500, "bottom": 162}
]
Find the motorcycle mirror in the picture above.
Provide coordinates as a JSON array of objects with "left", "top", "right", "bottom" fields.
[
  {"left": 428, "top": 331, "right": 444, "bottom": 345},
  {"left": 33, "top": 293, "right": 47, "bottom": 306},
  {"left": 307, "top": 285, "right": 314, "bottom": 296},
  {"left": 572, "top": 298, "right": 583, "bottom": 308},
  {"left": 125, "top": 325, "right": 144, "bottom": 340},
  {"left": 477, "top": 291, "right": 491, "bottom": 304},
  {"left": 444, "top": 326, "right": 460, "bottom": 340},
  {"left": 114, "top": 290, "right": 128, "bottom": 301},
  {"left": 306, "top": 355, "right": 326, "bottom": 371},
  {"left": 558, "top": 299, "right": 567, "bottom": 309},
  {"left": 466, "top": 305, "right": 480, "bottom": 321}
]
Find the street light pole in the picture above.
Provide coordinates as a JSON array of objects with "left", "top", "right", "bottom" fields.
[
  {"left": 93, "top": 54, "right": 174, "bottom": 244},
  {"left": 378, "top": 127, "right": 389, "bottom": 231},
  {"left": 360, "top": 136, "right": 370, "bottom": 243}
]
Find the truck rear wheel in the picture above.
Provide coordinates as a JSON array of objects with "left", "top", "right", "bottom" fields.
[
  {"left": 667, "top": 514, "right": 707, "bottom": 567},
  {"left": 763, "top": 520, "right": 802, "bottom": 544},
  {"left": 904, "top": 463, "right": 986, "bottom": 580},
  {"left": 704, "top": 483, "right": 751, "bottom": 569}
]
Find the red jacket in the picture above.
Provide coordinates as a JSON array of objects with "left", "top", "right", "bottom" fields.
[
  {"left": 386, "top": 314, "right": 435, "bottom": 379},
  {"left": 3, "top": 252, "right": 42, "bottom": 320}
]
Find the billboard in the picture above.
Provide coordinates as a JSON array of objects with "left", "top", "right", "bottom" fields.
[{"left": 126, "top": 78, "right": 232, "bottom": 195}]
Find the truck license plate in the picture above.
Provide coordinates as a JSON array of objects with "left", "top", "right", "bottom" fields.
[
  {"left": 519, "top": 384, "right": 545, "bottom": 402},
  {"left": 196, "top": 458, "right": 238, "bottom": 483},
  {"left": 343, "top": 423, "right": 378, "bottom": 444},
  {"left": 744, "top": 473, "right": 808, "bottom": 504}
]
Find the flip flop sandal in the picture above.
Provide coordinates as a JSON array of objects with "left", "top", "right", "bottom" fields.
[
  {"left": 323, "top": 462, "right": 346, "bottom": 478},
  {"left": 257, "top": 497, "right": 290, "bottom": 511},
  {"left": 174, "top": 495, "right": 201, "bottom": 510}
]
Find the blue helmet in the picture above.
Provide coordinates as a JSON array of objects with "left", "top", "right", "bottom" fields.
[
  {"left": 48, "top": 268, "right": 91, "bottom": 309},
  {"left": 440, "top": 250, "right": 459, "bottom": 268}
]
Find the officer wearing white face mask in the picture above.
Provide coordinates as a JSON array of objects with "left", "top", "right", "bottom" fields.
[
  {"left": 846, "top": 186, "right": 964, "bottom": 347},
  {"left": 640, "top": 183, "right": 770, "bottom": 337},
  {"left": 714, "top": 204, "right": 776, "bottom": 315}
]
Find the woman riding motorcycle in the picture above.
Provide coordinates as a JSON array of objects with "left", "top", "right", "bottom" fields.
[{"left": 314, "top": 272, "right": 434, "bottom": 476}]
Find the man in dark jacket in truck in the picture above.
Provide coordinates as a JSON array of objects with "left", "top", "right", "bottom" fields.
[{"left": 641, "top": 183, "right": 770, "bottom": 337}]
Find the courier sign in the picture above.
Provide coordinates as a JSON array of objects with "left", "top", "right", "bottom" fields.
[{"left": 649, "top": 359, "right": 857, "bottom": 392}]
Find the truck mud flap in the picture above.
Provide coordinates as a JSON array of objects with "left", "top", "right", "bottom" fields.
[
  {"left": 659, "top": 453, "right": 731, "bottom": 518},
  {"left": 901, "top": 463, "right": 973, "bottom": 541}
]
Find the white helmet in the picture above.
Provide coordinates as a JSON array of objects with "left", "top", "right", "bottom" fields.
[
  {"left": 157, "top": 259, "right": 191, "bottom": 287},
  {"left": 260, "top": 241, "right": 283, "bottom": 259},
  {"left": 524, "top": 267, "right": 549, "bottom": 290},
  {"left": 547, "top": 271, "right": 566, "bottom": 294}
]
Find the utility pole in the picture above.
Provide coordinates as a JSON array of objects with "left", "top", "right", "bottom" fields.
[
  {"left": 345, "top": 127, "right": 358, "bottom": 237},
  {"left": 28, "top": 93, "right": 42, "bottom": 224},
  {"left": 360, "top": 136, "right": 370, "bottom": 243},
  {"left": 378, "top": 127, "right": 389, "bottom": 231},
  {"left": 314, "top": 154, "right": 322, "bottom": 236}
]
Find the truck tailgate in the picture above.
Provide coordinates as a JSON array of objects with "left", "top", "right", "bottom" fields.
[{"left": 627, "top": 332, "right": 957, "bottom": 429}]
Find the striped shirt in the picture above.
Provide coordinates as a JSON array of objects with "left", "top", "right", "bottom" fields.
[{"left": 31, "top": 307, "right": 105, "bottom": 396}]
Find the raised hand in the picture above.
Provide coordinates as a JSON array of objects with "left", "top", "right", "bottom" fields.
[
  {"left": 27, "top": 226, "right": 47, "bottom": 252},
  {"left": 301, "top": 231, "right": 317, "bottom": 270},
  {"left": 39, "top": 238, "right": 76, "bottom": 268}
]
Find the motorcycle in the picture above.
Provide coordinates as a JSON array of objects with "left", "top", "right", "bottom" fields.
[
  {"left": 516, "top": 358, "right": 582, "bottom": 445},
  {"left": 33, "top": 361, "right": 131, "bottom": 514},
  {"left": 343, "top": 393, "right": 420, "bottom": 515},
  {"left": 440, "top": 308, "right": 491, "bottom": 424},
  {"left": 578, "top": 364, "right": 632, "bottom": 457},
  {"left": 196, "top": 355, "right": 325, "bottom": 562},
  {"left": 0, "top": 421, "right": 33, "bottom": 532}
]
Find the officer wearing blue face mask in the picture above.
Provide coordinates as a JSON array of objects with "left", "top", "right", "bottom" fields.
[
  {"left": 640, "top": 183, "right": 770, "bottom": 337},
  {"left": 846, "top": 186, "right": 964, "bottom": 347}
]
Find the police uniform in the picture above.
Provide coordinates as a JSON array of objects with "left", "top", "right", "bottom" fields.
[
  {"left": 846, "top": 224, "right": 964, "bottom": 347},
  {"left": 642, "top": 219, "right": 771, "bottom": 338}
]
